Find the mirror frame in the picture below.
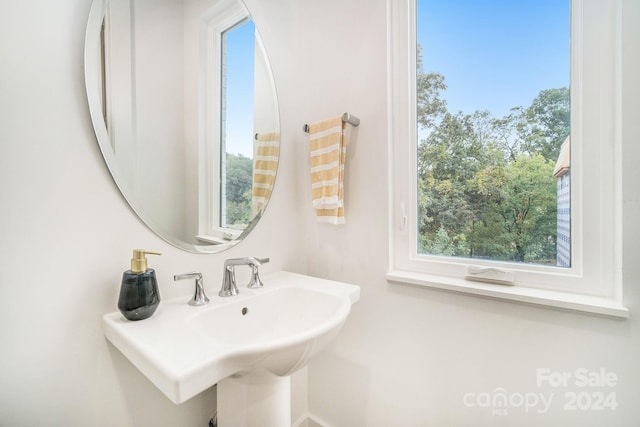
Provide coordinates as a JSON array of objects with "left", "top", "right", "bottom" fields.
[{"left": 84, "top": 0, "right": 280, "bottom": 253}]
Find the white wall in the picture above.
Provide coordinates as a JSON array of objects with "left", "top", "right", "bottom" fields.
[
  {"left": 288, "top": 0, "right": 640, "bottom": 426},
  {"left": 0, "top": 0, "right": 304, "bottom": 425},
  {"left": 133, "top": 0, "right": 187, "bottom": 241},
  {"left": 106, "top": 0, "right": 189, "bottom": 242},
  {"left": 1, "top": 0, "right": 639, "bottom": 426}
]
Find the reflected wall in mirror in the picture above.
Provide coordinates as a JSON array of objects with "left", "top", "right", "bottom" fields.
[{"left": 85, "top": 0, "right": 280, "bottom": 253}]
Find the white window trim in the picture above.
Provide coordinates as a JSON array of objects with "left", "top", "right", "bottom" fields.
[
  {"left": 386, "top": 0, "right": 628, "bottom": 318},
  {"left": 198, "top": 0, "right": 250, "bottom": 241}
]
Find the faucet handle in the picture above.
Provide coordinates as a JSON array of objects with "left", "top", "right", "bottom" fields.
[
  {"left": 174, "top": 272, "right": 210, "bottom": 306},
  {"left": 219, "top": 257, "right": 270, "bottom": 296},
  {"left": 247, "top": 258, "right": 269, "bottom": 289}
]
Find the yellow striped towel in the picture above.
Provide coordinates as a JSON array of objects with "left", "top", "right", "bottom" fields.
[
  {"left": 252, "top": 132, "right": 280, "bottom": 215},
  {"left": 308, "top": 116, "right": 351, "bottom": 224}
]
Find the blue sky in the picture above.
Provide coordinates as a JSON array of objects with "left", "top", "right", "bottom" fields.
[
  {"left": 417, "top": 0, "right": 570, "bottom": 119},
  {"left": 223, "top": 19, "right": 255, "bottom": 158},
  {"left": 224, "top": 2, "right": 571, "bottom": 156}
]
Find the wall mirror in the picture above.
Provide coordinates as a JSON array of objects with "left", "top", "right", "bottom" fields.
[{"left": 84, "top": 0, "right": 280, "bottom": 253}]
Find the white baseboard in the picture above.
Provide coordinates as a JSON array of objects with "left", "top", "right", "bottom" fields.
[{"left": 292, "top": 413, "right": 332, "bottom": 427}]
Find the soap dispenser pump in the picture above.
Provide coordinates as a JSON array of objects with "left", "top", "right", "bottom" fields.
[{"left": 118, "top": 250, "right": 161, "bottom": 321}]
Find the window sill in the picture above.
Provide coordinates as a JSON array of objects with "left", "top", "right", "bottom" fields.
[
  {"left": 386, "top": 270, "right": 629, "bottom": 319},
  {"left": 195, "top": 234, "right": 230, "bottom": 245}
]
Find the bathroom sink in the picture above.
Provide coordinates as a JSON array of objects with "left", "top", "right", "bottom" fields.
[
  {"left": 188, "top": 286, "right": 349, "bottom": 347},
  {"left": 103, "top": 271, "right": 360, "bottom": 404}
]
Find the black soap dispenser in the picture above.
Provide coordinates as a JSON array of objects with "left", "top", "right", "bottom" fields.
[{"left": 118, "top": 249, "right": 161, "bottom": 321}]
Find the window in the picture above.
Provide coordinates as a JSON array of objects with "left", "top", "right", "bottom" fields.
[
  {"left": 415, "top": 1, "right": 570, "bottom": 267},
  {"left": 198, "top": 0, "right": 255, "bottom": 243},
  {"left": 219, "top": 18, "right": 256, "bottom": 231},
  {"left": 387, "top": 0, "right": 627, "bottom": 317},
  {"left": 196, "top": 0, "right": 279, "bottom": 246}
]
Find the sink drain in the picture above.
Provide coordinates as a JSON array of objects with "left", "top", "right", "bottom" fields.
[{"left": 241, "top": 307, "right": 248, "bottom": 315}]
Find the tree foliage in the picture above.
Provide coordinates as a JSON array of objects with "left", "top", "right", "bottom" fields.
[
  {"left": 416, "top": 45, "right": 448, "bottom": 129},
  {"left": 225, "top": 153, "right": 252, "bottom": 227},
  {"left": 416, "top": 47, "right": 569, "bottom": 264}
]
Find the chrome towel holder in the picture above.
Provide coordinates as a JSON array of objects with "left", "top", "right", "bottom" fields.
[{"left": 303, "top": 112, "right": 360, "bottom": 133}]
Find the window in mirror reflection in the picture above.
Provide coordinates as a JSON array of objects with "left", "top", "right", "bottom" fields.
[{"left": 219, "top": 18, "right": 256, "bottom": 232}]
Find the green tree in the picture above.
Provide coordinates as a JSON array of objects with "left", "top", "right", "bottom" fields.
[
  {"left": 225, "top": 153, "right": 252, "bottom": 227},
  {"left": 415, "top": 46, "right": 568, "bottom": 263},
  {"left": 470, "top": 154, "right": 557, "bottom": 262},
  {"left": 417, "top": 112, "right": 480, "bottom": 255},
  {"left": 490, "top": 107, "right": 528, "bottom": 161},
  {"left": 513, "top": 88, "right": 570, "bottom": 162},
  {"left": 416, "top": 45, "right": 448, "bottom": 130}
]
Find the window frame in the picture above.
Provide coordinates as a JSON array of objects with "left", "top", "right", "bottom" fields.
[
  {"left": 386, "top": 0, "right": 628, "bottom": 318},
  {"left": 197, "top": 0, "right": 250, "bottom": 244}
]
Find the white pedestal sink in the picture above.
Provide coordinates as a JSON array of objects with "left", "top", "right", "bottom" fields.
[
  {"left": 218, "top": 370, "right": 291, "bottom": 426},
  {"left": 103, "top": 271, "right": 360, "bottom": 425}
]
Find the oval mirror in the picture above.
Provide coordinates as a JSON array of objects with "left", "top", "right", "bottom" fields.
[{"left": 84, "top": 0, "right": 280, "bottom": 253}]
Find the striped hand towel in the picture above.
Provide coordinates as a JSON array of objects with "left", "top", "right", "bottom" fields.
[
  {"left": 252, "top": 132, "right": 280, "bottom": 215},
  {"left": 308, "top": 116, "right": 351, "bottom": 224}
]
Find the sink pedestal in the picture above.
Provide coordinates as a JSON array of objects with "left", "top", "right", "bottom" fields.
[{"left": 218, "top": 371, "right": 290, "bottom": 427}]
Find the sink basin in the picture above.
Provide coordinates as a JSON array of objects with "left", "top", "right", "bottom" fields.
[
  {"left": 103, "top": 271, "right": 360, "bottom": 404},
  {"left": 189, "top": 286, "right": 348, "bottom": 347}
]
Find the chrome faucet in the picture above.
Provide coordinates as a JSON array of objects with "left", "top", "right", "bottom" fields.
[
  {"left": 174, "top": 272, "right": 210, "bottom": 306},
  {"left": 219, "top": 257, "right": 270, "bottom": 297}
]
